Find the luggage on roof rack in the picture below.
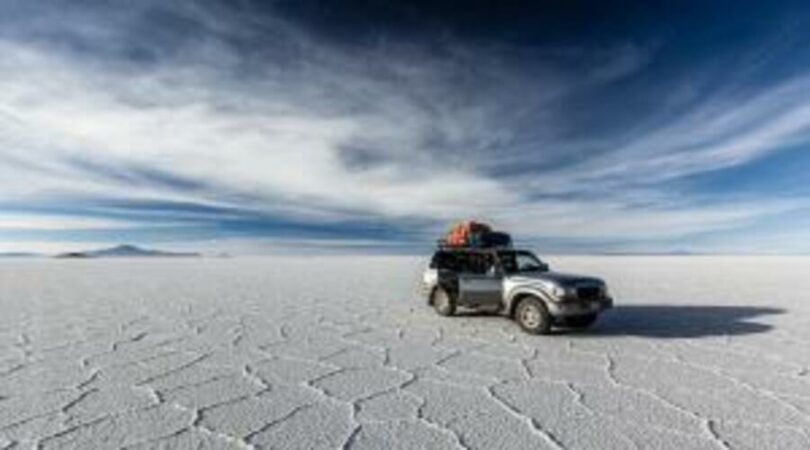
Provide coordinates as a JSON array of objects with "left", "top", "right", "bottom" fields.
[{"left": 439, "top": 221, "right": 512, "bottom": 249}]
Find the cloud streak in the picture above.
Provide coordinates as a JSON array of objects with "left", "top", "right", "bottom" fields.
[{"left": 1, "top": 1, "right": 809, "bottom": 253}]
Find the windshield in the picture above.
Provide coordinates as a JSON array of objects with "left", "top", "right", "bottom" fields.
[{"left": 498, "top": 251, "right": 547, "bottom": 274}]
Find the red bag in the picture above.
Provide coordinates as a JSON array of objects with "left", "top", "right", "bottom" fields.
[{"left": 444, "top": 221, "right": 491, "bottom": 247}]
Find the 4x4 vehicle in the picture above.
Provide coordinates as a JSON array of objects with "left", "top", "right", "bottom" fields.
[{"left": 421, "top": 248, "right": 613, "bottom": 334}]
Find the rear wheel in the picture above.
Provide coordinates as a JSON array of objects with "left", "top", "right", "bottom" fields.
[
  {"left": 432, "top": 288, "right": 456, "bottom": 316},
  {"left": 515, "top": 296, "right": 552, "bottom": 335}
]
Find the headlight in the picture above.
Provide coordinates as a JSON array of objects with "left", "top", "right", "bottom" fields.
[{"left": 551, "top": 285, "right": 566, "bottom": 298}]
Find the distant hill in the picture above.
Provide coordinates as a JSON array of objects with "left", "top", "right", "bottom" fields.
[
  {"left": 54, "top": 252, "right": 95, "bottom": 259},
  {"left": 0, "top": 252, "right": 42, "bottom": 258},
  {"left": 55, "top": 244, "right": 200, "bottom": 258}
]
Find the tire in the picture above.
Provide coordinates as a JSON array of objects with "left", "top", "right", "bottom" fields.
[
  {"left": 515, "top": 296, "right": 552, "bottom": 335},
  {"left": 564, "top": 314, "right": 598, "bottom": 329},
  {"left": 432, "top": 288, "right": 456, "bottom": 317}
]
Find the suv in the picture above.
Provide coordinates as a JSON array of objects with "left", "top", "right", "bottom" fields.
[{"left": 421, "top": 248, "right": 613, "bottom": 334}]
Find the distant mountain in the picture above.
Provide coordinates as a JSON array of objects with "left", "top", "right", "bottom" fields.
[
  {"left": 0, "top": 252, "right": 42, "bottom": 258},
  {"left": 55, "top": 244, "right": 200, "bottom": 258},
  {"left": 54, "top": 252, "right": 95, "bottom": 259}
]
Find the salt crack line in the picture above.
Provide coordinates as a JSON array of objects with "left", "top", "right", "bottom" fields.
[
  {"left": 562, "top": 382, "right": 642, "bottom": 450},
  {"left": 242, "top": 404, "right": 314, "bottom": 444},
  {"left": 604, "top": 354, "right": 620, "bottom": 385},
  {"left": 0, "top": 409, "right": 62, "bottom": 434},
  {"left": 430, "top": 328, "right": 442, "bottom": 346},
  {"left": 111, "top": 331, "right": 148, "bottom": 352},
  {"left": 407, "top": 388, "right": 472, "bottom": 450},
  {"left": 340, "top": 391, "right": 365, "bottom": 450},
  {"left": 670, "top": 352, "right": 810, "bottom": 424},
  {"left": 37, "top": 410, "right": 115, "bottom": 448},
  {"left": 602, "top": 354, "right": 734, "bottom": 448},
  {"left": 564, "top": 382, "right": 714, "bottom": 441},
  {"left": 485, "top": 382, "right": 566, "bottom": 450},
  {"left": 340, "top": 425, "right": 362, "bottom": 450},
  {"left": 432, "top": 349, "right": 463, "bottom": 368},
  {"left": 59, "top": 389, "right": 96, "bottom": 415},
  {"left": 519, "top": 349, "right": 538, "bottom": 380},
  {"left": 75, "top": 370, "right": 99, "bottom": 391},
  {"left": 704, "top": 419, "right": 732, "bottom": 450},
  {"left": 242, "top": 364, "right": 270, "bottom": 391},
  {"left": 133, "top": 384, "right": 164, "bottom": 405},
  {"left": 172, "top": 399, "right": 254, "bottom": 450},
  {"left": 0, "top": 364, "right": 25, "bottom": 379},
  {"left": 0, "top": 391, "right": 93, "bottom": 432},
  {"left": 85, "top": 340, "right": 190, "bottom": 370},
  {"left": 382, "top": 347, "right": 392, "bottom": 366},
  {"left": 133, "top": 352, "right": 212, "bottom": 386},
  {"left": 338, "top": 326, "right": 374, "bottom": 341}
]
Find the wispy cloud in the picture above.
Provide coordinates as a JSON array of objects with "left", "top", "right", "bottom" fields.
[
  {"left": 0, "top": 1, "right": 808, "bottom": 253},
  {"left": 560, "top": 77, "right": 810, "bottom": 186},
  {"left": 0, "top": 213, "right": 170, "bottom": 231}
]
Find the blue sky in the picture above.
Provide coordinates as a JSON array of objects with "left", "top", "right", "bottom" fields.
[{"left": 2, "top": 0, "right": 810, "bottom": 254}]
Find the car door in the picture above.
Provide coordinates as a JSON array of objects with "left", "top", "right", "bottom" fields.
[{"left": 457, "top": 253, "right": 503, "bottom": 307}]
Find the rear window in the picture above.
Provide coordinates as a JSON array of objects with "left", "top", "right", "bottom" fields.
[
  {"left": 430, "top": 251, "right": 456, "bottom": 270},
  {"left": 430, "top": 251, "right": 494, "bottom": 274},
  {"left": 429, "top": 252, "right": 442, "bottom": 269}
]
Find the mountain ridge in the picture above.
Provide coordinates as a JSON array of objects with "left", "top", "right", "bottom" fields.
[{"left": 55, "top": 244, "right": 200, "bottom": 258}]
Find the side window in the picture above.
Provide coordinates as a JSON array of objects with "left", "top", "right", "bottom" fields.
[
  {"left": 479, "top": 253, "right": 495, "bottom": 274},
  {"left": 460, "top": 252, "right": 494, "bottom": 275},
  {"left": 500, "top": 253, "right": 517, "bottom": 273},
  {"left": 455, "top": 253, "right": 472, "bottom": 273}
]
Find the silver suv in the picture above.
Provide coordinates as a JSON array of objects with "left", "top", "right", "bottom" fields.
[{"left": 421, "top": 248, "right": 613, "bottom": 334}]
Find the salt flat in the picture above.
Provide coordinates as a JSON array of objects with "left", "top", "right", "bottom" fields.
[{"left": 1, "top": 255, "right": 809, "bottom": 449}]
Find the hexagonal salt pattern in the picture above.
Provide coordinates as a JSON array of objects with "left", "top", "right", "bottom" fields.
[{"left": 0, "top": 256, "right": 808, "bottom": 449}]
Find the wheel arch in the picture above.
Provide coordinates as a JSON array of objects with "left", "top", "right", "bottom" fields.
[
  {"left": 507, "top": 289, "right": 554, "bottom": 318},
  {"left": 427, "top": 285, "right": 438, "bottom": 305}
]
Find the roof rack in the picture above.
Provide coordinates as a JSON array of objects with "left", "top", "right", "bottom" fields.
[{"left": 435, "top": 240, "right": 513, "bottom": 251}]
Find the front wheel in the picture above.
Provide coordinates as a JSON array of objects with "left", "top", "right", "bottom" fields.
[
  {"left": 515, "top": 297, "right": 552, "bottom": 335},
  {"left": 432, "top": 288, "right": 456, "bottom": 316}
]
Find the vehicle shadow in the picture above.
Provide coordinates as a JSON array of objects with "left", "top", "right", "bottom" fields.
[{"left": 573, "top": 305, "right": 785, "bottom": 338}]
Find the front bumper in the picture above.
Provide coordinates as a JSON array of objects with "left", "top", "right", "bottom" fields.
[{"left": 547, "top": 296, "right": 612, "bottom": 317}]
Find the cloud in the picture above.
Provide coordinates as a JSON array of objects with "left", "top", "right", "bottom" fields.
[
  {"left": 0, "top": 6, "right": 538, "bottom": 223},
  {"left": 0, "top": 213, "right": 167, "bottom": 231},
  {"left": 562, "top": 77, "right": 810, "bottom": 186},
  {"left": 0, "top": 1, "right": 808, "bottom": 252}
]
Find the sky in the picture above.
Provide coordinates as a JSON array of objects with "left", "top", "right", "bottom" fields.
[{"left": 2, "top": 0, "right": 810, "bottom": 254}]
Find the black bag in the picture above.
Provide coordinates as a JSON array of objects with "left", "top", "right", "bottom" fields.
[{"left": 479, "top": 231, "right": 512, "bottom": 248}]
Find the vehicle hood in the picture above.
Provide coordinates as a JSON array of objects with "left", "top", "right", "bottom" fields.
[{"left": 509, "top": 271, "right": 604, "bottom": 287}]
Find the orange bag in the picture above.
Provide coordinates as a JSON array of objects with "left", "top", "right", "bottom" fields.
[{"left": 444, "top": 221, "right": 491, "bottom": 247}]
